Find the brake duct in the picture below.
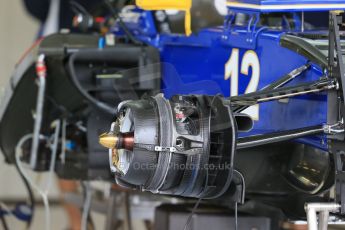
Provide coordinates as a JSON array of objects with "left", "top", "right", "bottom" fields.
[
  {"left": 98, "top": 72, "right": 339, "bottom": 199},
  {"left": 99, "top": 94, "right": 252, "bottom": 198}
]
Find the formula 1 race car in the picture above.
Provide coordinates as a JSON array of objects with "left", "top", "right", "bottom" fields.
[{"left": 2, "top": 0, "right": 345, "bottom": 229}]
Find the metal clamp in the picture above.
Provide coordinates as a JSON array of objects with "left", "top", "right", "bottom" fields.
[
  {"left": 154, "top": 146, "right": 177, "bottom": 152},
  {"left": 323, "top": 122, "right": 344, "bottom": 134}
]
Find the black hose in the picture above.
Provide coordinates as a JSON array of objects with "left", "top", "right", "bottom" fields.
[
  {"left": 68, "top": 51, "right": 115, "bottom": 114},
  {"left": 0, "top": 214, "right": 9, "bottom": 230},
  {"left": 14, "top": 159, "right": 35, "bottom": 228}
]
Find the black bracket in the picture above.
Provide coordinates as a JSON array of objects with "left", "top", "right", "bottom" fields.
[
  {"left": 328, "top": 11, "right": 345, "bottom": 214},
  {"left": 328, "top": 12, "right": 345, "bottom": 97},
  {"left": 335, "top": 151, "right": 345, "bottom": 214}
]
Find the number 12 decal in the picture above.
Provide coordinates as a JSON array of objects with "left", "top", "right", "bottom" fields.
[{"left": 225, "top": 48, "right": 260, "bottom": 120}]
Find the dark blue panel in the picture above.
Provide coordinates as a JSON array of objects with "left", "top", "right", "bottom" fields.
[
  {"left": 227, "top": 0, "right": 345, "bottom": 12},
  {"left": 115, "top": 6, "right": 330, "bottom": 150},
  {"left": 159, "top": 28, "right": 327, "bottom": 149}
]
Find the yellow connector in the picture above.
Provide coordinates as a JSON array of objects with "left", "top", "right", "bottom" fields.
[{"left": 136, "top": 0, "right": 192, "bottom": 36}]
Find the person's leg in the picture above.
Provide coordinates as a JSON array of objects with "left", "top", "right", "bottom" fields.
[{"left": 58, "top": 179, "right": 82, "bottom": 230}]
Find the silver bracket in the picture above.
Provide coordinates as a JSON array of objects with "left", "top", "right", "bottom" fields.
[
  {"left": 305, "top": 203, "right": 340, "bottom": 230},
  {"left": 154, "top": 146, "right": 177, "bottom": 152}
]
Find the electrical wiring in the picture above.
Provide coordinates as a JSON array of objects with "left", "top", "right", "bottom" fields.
[
  {"left": 0, "top": 202, "right": 16, "bottom": 221},
  {"left": 60, "top": 119, "right": 67, "bottom": 164},
  {"left": 0, "top": 203, "right": 10, "bottom": 230},
  {"left": 30, "top": 54, "right": 47, "bottom": 169},
  {"left": 233, "top": 170, "right": 246, "bottom": 230},
  {"left": 6, "top": 54, "right": 48, "bottom": 229},
  {"left": 81, "top": 182, "right": 92, "bottom": 230},
  {"left": 14, "top": 157, "right": 35, "bottom": 228},
  {"left": 0, "top": 144, "right": 35, "bottom": 228},
  {"left": 0, "top": 214, "right": 8, "bottom": 230},
  {"left": 182, "top": 196, "right": 240, "bottom": 230},
  {"left": 182, "top": 198, "right": 202, "bottom": 230},
  {"left": 104, "top": 0, "right": 144, "bottom": 46},
  {"left": 15, "top": 120, "right": 61, "bottom": 230},
  {"left": 15, "top": 134, "right": 49, "bottom": 230},
  {"left": 67, "top": 1, "right": 146, "bottom": 113},
  {"left": 67, "top": 51, "right": 115, "bottom": 114},
  {"left": 70, "top": 1, "right": 91, "bottom": 16}
]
